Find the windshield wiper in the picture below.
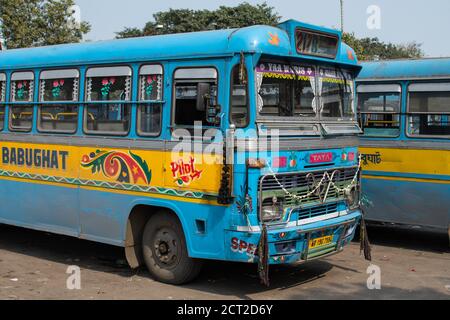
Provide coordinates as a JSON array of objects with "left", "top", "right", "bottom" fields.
[{"left": 336, "top": 67, "right": 349, "bottom": 118}]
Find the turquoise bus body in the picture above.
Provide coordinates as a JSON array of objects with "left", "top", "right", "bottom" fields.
[
  {"left": 0, "top": 20, "right": 363, "bottom": 274},
  {"left": 357, "top": 58, "right": 450, "bottom": 234}
]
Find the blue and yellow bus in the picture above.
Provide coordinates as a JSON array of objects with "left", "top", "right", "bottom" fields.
[
  {"left": 0, "top": 20, "right": 363, "bottom": 284},
  {"left": 357, "top": 58, "right": 450, "bottom": 238}
]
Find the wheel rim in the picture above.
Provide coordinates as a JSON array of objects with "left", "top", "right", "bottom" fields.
[{"left": 152, "top": 227, "right": 179, "bottom": 267}]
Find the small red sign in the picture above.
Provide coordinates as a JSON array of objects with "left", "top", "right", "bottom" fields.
[
  {"left": 309, "top": 152, "right": 333, "bottom": 164},
  {"left": 348, "top": 152, "right": 355, "bottom": 161},
  {"left": 272, "top": 156, "right": 287, "bottom": 168}
]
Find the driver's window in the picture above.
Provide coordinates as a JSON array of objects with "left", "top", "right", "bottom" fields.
[{"left": 173, "top": 68, "right": 218, "bottom": 129}]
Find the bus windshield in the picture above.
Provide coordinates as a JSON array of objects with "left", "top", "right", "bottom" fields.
[
  {"left": 319, "top": 67, "right": 355, "bottom": 120},
  {"left": 256, "top": 61, "right": 355, "bottom": 121},
  {"left": 256, "top": 62, "right": 317, "bottom": 118}
]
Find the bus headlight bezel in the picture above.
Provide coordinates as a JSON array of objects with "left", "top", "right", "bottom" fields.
[
  {"left": 345, "top": 185, "right": 360, "bottom": 210},
  {"left": 261, "top": 196, "right": 284, "bottom": 222}
]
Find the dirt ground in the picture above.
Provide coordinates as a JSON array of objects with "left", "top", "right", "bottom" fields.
[{"left": 0, "top": 223, "right": 449, "bottom": 300}]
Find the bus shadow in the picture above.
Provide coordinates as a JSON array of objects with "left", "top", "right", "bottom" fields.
[
  {"left": 0, "top": 224, "right": 132, "bottom": 277},
  {"left": 362, "top": 225, "right": 450, "bottom": 254},
  {"left": 185, "top": 260, "right": 336, "bottom": 299},
  {"left": 0, "top": 223, "right": 336, "bottom": 296},
  {"left": 1, "top": 223, "right": 448, "bottom": 299}
]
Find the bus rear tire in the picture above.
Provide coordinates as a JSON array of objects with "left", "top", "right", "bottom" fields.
[{"left": 142, "top": 211, "right": 202, "bottom": 285}]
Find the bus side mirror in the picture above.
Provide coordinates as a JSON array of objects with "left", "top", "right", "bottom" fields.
[{"left": 196, "top": 83, "right": 211, "bottom": 111}]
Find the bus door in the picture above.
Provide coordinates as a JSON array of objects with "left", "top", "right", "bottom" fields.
[{"left": 165, "top": 63, "right": 226, "bottom": 197}]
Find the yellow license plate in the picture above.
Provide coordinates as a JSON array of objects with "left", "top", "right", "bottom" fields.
[{"left": 309, "top": 235, "right": 333, "bottom": 249}]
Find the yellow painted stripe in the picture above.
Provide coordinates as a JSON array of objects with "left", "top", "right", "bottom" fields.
[
  {"left": 362, "top": 174, "right": 450, "bottom": 185},
  {"left": 360, "top": 147, "right": 450, "bottom": 176}
]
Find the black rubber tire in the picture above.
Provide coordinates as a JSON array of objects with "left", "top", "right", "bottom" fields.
[{"left": 142, "top": 211, "right": 202, "bottom": 285}]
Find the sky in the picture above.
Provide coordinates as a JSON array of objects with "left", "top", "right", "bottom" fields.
[{"left": 74, "top": 0, "right": 450, "bottom": 57}]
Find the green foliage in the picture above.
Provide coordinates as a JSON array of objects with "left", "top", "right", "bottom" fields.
[
  {"left": 342, "top": 32, "right": 424, "bottom": 61},
  {"left": 116, "top": 2, "right": 281, "bottom": 38},
  {"left": 0, "top": 0, "right": 90, "bottom": 49},
  {"left": 115, "top": 2, "right": 425, "bottom": 59}
]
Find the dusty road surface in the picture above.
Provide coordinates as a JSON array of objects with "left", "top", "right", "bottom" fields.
[{"left": 0, "top": 223, "right": 449, "bottom": 300}]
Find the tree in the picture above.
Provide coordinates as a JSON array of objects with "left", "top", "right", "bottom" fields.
[
  {"left": 116, "top": 2, "right": 281, "bottom": 38},
  {"left": 0, "top": 0, "right": 90, "bottom": 49},
  {"left": 342, "top": 32, "right": 424, "bottom": 61},
  {"left": 115, "top": 2, "right": 425, "bottom": 59}
]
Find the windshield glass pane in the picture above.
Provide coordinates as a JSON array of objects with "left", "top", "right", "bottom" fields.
[
  {"left": 256, "top": 62, "right": 316, "bottom": 118},
  {"left": 319, "top": 68, "right": 354, "bottom": 119}
]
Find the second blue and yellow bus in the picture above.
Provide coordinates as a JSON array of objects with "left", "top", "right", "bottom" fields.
[
  {"left": 357, "top": 58, "right": 450, "bottom": 239},
  {"left": 0, "top": 19, "right": 363, "bottom": 284}
]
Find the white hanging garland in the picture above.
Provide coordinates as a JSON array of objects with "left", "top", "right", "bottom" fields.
[
  {"left": 267, "top": 154, "right": 362, "bottom": 203},
  {"left": 240, "top": 155, "right": 362, "bottom": 231}
]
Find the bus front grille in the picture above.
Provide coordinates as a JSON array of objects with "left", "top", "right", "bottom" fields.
[
  {"left": 297, "top": 203, "right": 339, "bottom": 221},
  {"left": 259, "top": 167, "right": 358, "bottom": 206}
]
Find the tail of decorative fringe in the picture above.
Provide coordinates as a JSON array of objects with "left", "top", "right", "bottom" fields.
[
  {"left": 258, "top": 225, "right": 270, "bottom": 287},
  {"left": 359, "top": 208, "right": 372, "bottom": 261}
]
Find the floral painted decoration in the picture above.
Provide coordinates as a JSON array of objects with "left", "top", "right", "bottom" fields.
[
  {"left": 144, "top": 75, "right": 158, "bottom": 99},
  {"left": 101, "top": 77, "right": 116, "bottom": 97},
  {"left": 15, "top": 81, "right": 29, "bottom": 100},
  {"left": 236, "top": 185, "right": 253, "bottom": 216},
  {"left": 81, "top": 149, "right": 152, "bottom": 185},
  {"left": 288, "top": 152, "right": 298, "bottom": 169},
  {"left": 52, "top": 79, "right": 65, "bottom": 98}
]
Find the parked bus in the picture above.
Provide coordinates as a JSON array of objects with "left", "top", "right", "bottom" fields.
[
  {"left": 0, "top": 20, "right": 363, "bottom": 284},
  {"left": 357, "top": 58, "right": 450, "bottom": 238}
]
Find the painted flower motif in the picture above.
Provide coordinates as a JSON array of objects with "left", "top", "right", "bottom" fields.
[
  {"left": 101, "top": 78, "right": 116, "bottom": 97},
  {"left": 81, "top": 149, "right": 152, "bottom": 185},
  {"left": 15, "top": 81, "right": 28, "bottom": 99},
  {"left": 51, "top": 79, "right": 65, "bottom": 98},
  {"left": 144, "top": 75, "right": 159, "bottom": 98},
  {"left": 146, "top": 75, "right": 157, "bottom": 84}
]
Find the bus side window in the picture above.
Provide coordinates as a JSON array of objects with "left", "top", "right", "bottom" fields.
[
  {"left": 10, "top": 71, "right": 35, "bottom": 132},
  {"left": 407, "top": 83, "right": 450, "bottom": 137},
  {"left": 0, "top": 74, "right": 5, "bottom": 131},
  {"left": 137, "top": 65, "right": 163, "bottom": 136},
  {"left": 357, "top": 84, "right": 401, "bottom": 138},
  {"left": 173, "top": 68, "right": 218, "bottom": 130},
  {"left": 230, "top": 64, "right": 249, "bottom": 127},
  {"left": 84, "top": 66, "right": 132, "bottom": 135},
  {"left": 38, "top": 69, "right": 79, "bottom": 133}
]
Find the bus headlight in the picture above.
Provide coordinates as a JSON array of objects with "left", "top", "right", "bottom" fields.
[
  {"left": 345, "top": 185, "right": 360, "bottom": 210},
  {"left": 261, "top": 196, "right": 284, "bottom": 222}
]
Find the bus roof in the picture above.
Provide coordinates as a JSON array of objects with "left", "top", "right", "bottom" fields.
[
  {"left": 358, "top": 57, "right": 450, "bottom": 81},
  {"left": 0, "top": 20, "right": 360, "bottom": 71}
]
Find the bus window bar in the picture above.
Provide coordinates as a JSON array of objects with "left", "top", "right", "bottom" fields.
[{"left": 0, "top": 100, "right": 165, "bottom": 105}]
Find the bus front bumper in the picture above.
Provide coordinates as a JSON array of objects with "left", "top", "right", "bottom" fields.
[{"left": 226, "top": 210, "right": 361, "bottom": 264}]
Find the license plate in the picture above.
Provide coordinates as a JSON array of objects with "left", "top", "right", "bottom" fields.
[{"left": 309, "top": 235, "right": 333, "bottom": 249}]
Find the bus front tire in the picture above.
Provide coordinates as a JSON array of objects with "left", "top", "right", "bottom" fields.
[{"left": 142, "top": 211, "right": 202, "bottom": 285}]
